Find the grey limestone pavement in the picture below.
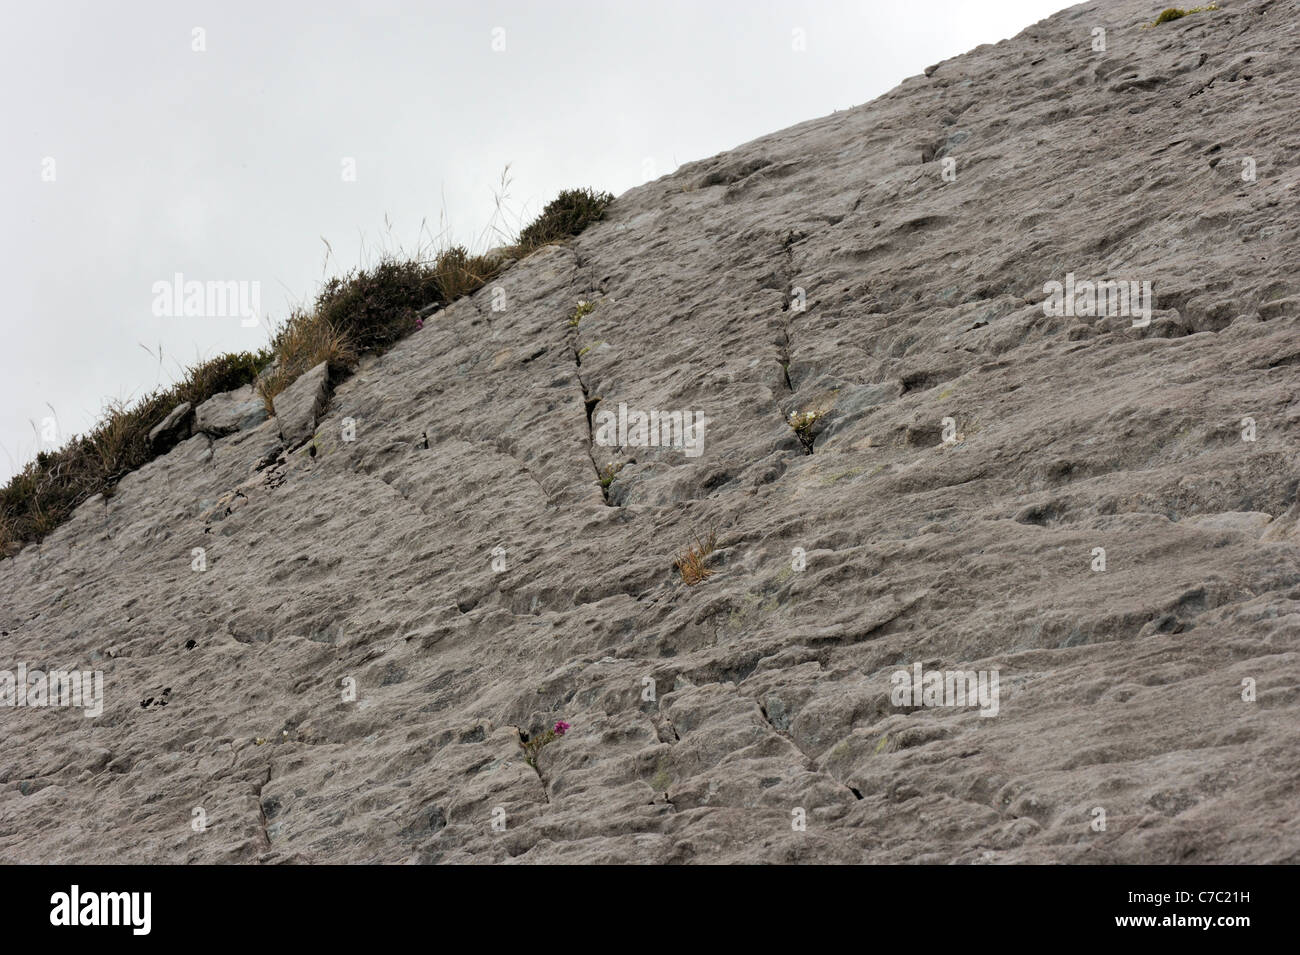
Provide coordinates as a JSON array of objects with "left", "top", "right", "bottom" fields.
[{"left": 1, "top": 0, "right": 1298, "bottom": 863}]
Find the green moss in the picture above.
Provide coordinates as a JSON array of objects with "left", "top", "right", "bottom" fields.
[{"left": 1147, "top": 4, "right": 1219, "bottom": 27}]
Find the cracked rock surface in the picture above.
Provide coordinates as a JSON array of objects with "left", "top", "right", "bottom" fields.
[{"left": 2, "top": 0, "right": 1299, "bottom": 863}]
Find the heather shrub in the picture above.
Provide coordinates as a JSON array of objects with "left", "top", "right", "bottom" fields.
[
  {"left": 516, "top": 188, "right": 614, "bottom": 251},
  {"left": 313, "top": 257, "right": 442, "bottom": 355}
]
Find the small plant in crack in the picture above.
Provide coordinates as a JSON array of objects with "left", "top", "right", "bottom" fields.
[
  {"left": 674, "top": 528, "right": 718, "bottom": 586},
  {"left": 521, "top": 720, "right": 571, "bottom": 768},
  {"left": 599, "top": 461, "right": 624, "bottom": 489},
  {"left": 568, "top": 299, "right": 595, "bottom": 327},
  {"left": 787, "top": 408, "right": 825, "bottom": 454}
]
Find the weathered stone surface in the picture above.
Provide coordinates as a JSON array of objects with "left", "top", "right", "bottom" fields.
[
  {"left": 481, "top": 247, "right": 517, "bottom": 271},
  {"left": 272, "top": 361, "right": 331, "bottom": 446},
  {"left": 1182, "top": 511, "right": 1274, "bottom": 536},
  {"left": 194, "top": 384, "right": 268, "bottom": 437},
  {"left": 1, "top": 0, "right": 1298, "bottom": 863},
  {"left": 147, "top": 401, "right": 192, "bottom": 450}
]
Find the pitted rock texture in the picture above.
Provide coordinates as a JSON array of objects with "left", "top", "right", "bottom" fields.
[{"left": 2, "top": 0, "right": 1299, "bottom": 863}]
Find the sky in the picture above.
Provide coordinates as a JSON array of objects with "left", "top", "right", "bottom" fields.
[{"left": 0, "top": 0, "right": 1068, "bottom": 481}]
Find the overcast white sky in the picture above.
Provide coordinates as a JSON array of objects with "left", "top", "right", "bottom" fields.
[{"left": 0, "top": 0, "right": 1067, "bottom": 481}]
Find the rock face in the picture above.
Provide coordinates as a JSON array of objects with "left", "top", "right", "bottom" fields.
[
  {"left": 194, "top": 384, "right": 268, "bottom": 437},
  {"left": 272, "top": 361, "right": 332, "bottom": 447},
  {"left": 2, "top": 0, "right": 1299, "bottom": 864},
  {"left": 146, "top": 401, "right": 193, "bottom": 451}
]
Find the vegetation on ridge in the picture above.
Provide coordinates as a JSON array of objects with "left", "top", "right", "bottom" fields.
[
  {"left": 517, "top": 188, "right": 614, "bottom": 251},
  {"left": 0, "top": 184, "right": 615, "bottom": 559},
  {"left": 1145, "top": 5, "right": 1219, "bottom": 27},
  {"left": 0, "top": 350, "right": 272, "bottom": 552}
]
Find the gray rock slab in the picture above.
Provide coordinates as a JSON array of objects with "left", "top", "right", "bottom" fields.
[
  {"left": 194, "top": 385, "right": 268, "bottom": 437},
  {"left": 146, "top": 401, "right": 192, "bottom": 450},
  {"left": 272, "top": 361, "right": 331, "bottom": 446}
]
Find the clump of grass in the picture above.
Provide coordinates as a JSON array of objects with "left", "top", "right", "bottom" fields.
[
  {"left": 254, "top": 247, "right": 486, "bottom": 411},
  {"left": 432, "top": 245, "right": 497, "bottom": 302},
  {"left": 1145, "top": 4, "right": 1218, "bottom": 27},
  {"left": 0, "top": 349, "right": 272, "bottom": 555},
  {"left": 258, "top": 187, "right": 615, "bottom": 408},
  {"left": 170, "top": 350, "right": 274, "bottom": 406},
  {"left": 257, "top": 309, "right": 355, "bottom": 411},
  {"left": 674, "top": 528, "right": 718, "bottom": 586},
  {"left": 516, "top": 188, "right": 614, "bottom": 252},
  {"left": 787, "top": 408, "right": 825, "bottom": 454}
]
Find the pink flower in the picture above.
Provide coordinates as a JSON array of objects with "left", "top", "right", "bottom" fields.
[
  {"left": 415, "top": 317, "right": 424, "bottom": 330},
  {"left": 554, "top": 720, "right": 570, "bottom": 736}
]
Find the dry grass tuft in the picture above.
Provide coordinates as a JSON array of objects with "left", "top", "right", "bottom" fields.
[
  {"left": 257, "top": 310, "right": 355, "bottom": 411},
  {"left": 433, "top": 246, "right": 497, "bottom": 301},
  {"left": 674, "top": 529, "right": 718, "bottom": 586}
]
